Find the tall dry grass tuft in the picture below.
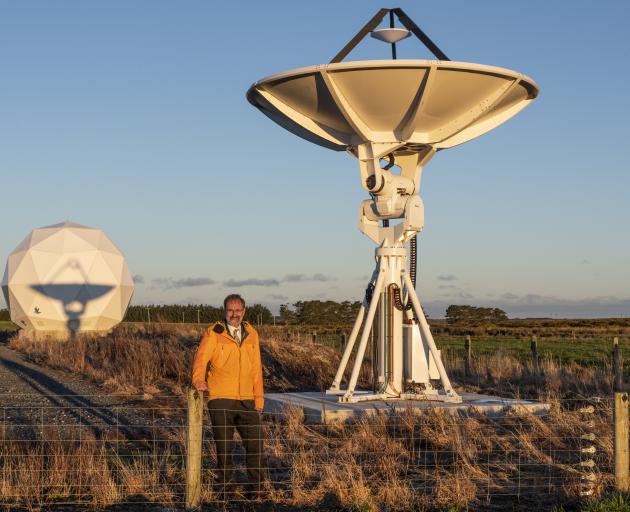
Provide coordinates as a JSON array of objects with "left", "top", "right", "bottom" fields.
[
  {"left": 0, "top": 422, "right": 188, "bottom": 509},
  {"left": 444, "top": 348, "right": 615, "bottom": 400},
  {"left": 0, "top": 399, "right": 614, "bottom": 510},
  {"left": 8, "top": 323, "right": 343, "bottom": 394},
  {"left": 9, "top": 329, "right": 193, "bottom": 394},
  {"left": 258, "top": 398, "right": 611, "bottom": 510}
]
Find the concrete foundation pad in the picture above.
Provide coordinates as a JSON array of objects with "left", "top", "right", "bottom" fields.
[{"left": 265, "top": 391, "right": 550, "bottom": 423}]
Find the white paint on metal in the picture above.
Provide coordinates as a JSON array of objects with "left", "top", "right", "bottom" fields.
[{"left": 370, "top": 28, "right": 412, "bottom": 44}]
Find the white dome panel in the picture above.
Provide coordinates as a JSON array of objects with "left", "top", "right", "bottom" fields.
[
  {"left": 31, "top": 229, "right": 65, "bottom": 253},
  {"left": 2, "top": 221, "right": 134, "bottom": 334}
]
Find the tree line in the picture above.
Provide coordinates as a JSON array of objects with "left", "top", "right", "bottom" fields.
[
  {"left": 126, "top": 300, "right": 363, "bottom": 326},
  {"left": 279, "top": 300, "right": 362, "bottom": 325},
  {"left": 0, "top": 304, "right": 512, "bottom": 326},
  {"left": 445, "top": 305, "right": 508, "bottom": 325},
  {"left": 3, "top": 303, "right": 630, "bottom": 329},
  {"left": 123, "top": 303, "right": 274, "bottom": 325},
  {"left": 1, "top": 301, "right": 360, "bottom": 326}
]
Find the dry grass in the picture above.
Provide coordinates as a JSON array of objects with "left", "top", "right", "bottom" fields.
[
  {"left": 0, "top": 424, "right": 186, "bottom": 509},
  {"left": 444, "top": 349, "right": 614, "bottom": 400},
  {"left": 1, "top": 324, "right": 623, "bottom": 510},
  {"left": 262, "top": 401, "right": 611, "bottom": 510},
  {"left": 0, "top": 402, "right": 611, "bottom": 510},
  {"left": 8, "top": 323, "right": 344, "bottom": 395}
]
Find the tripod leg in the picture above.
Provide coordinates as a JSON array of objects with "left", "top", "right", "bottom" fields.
[
  {"left": 342, "top": 268, "right": 386, "bottom": 401},
  {"left": 329, "top": 300, "right": 366, "bottom": 391},
  {"left": 402, "top": 272, "right": 458, "bottom": 398}
]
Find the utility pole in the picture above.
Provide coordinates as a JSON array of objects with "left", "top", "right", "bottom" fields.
[
  {"left": 146, "top": 307, "right": 151, "bottom": 324},
  {"left": 197, "top": 309, "right": 200, "bottom": 324},
  {"left": 182, "top": 311, "right": 185, "bottom": 323}
]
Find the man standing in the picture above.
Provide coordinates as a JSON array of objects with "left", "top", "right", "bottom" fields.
[{"left": 192, "top": 294, "right": 265, "bottom": 499}]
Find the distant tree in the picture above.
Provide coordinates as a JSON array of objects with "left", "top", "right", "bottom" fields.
[
  {"left": 445, "top": 305, "right": 508, "bottom": 325},
  {"left": 279, "top": 304, "right": 297, "bottom": 325},
  {"left": 123, "top": 303, "right": 273, "bottom": 324},
  {"left": 292, "top": 300, "right": 361, "bottom": 325},
  {"left": 244, "top": 304, "right": 273, "bottom": 325}
]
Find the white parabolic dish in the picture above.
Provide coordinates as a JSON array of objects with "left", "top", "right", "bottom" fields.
[{"left": 247, "top": 60, "right": 539, "bottom": 153}]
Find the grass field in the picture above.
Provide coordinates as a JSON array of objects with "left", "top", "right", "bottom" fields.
[
  {"left": 4, "top": 323, "right": 627, "bottom": 510},
  {"left": 436, "top": 334, "right": 629, "bottom": 366}
]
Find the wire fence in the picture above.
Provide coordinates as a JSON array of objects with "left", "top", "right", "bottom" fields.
[{"left": 0, "top": 393, "right": 620, "bottom": 510}]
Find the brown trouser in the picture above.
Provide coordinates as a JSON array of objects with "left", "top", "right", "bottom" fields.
[{"left": 207, "top": 398, "right": 264, "bottom": 491}]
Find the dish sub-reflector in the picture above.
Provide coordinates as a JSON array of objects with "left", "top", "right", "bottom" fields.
[{"left": 247, "top": 60, "right": 538, "bottom": 154}]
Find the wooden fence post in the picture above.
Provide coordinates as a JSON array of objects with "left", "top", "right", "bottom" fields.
[
  {"left": 613, "top": 337, "right": 629, "bottom": 491},
  {"left": 312, "top": 331, "right": 317, "bottom": 344},
  {"left": 464, "top": 335, "right": 472, "bottom": 377},
  {"left": 530, "top": 336, "right": 540, "bottom": 375},
  {"left": 186, "top": 388, "right": 203, "bottom": 510}
]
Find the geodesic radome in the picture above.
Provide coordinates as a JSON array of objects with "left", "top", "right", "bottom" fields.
[{"left": 1, "top": 221, "right": 134, "bottom": 333}]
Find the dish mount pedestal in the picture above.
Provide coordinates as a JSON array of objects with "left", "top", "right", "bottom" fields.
[{"left": 327, "top": 142, "right": 461, "bottom": 403}]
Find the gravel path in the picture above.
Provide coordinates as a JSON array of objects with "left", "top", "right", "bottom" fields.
[{"left": 0, "top": 340, "right": 185, "bottom": 439}]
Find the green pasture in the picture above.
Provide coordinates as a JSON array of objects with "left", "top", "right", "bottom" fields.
[
  {"left": 436, "top": 335, "right": 628, "bottom": 366},
  {"left": 313, "top": 331, "right": 630, "bottom": 367},
  {"left": 311, "top": 332, "right": 630, "bottom": 367},
  {"left": 0, "top": 321, "right": 18, "bottom": 331}
]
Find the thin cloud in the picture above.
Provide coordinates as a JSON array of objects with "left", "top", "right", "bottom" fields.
[
  {"left": 151, "top": 277, "right": 215, "bottom": 290},
  {"left": 224, "top": 278, "right": 280, "bottom": 288},
  {"left": 312, "top": 273, "right": 335, "bottom": 282},
  {"left": 223, "top": 273, "right": 336, "bottom": 288},
  {"left": 133, "top": 274, "right": 145, "bottom": 284},
  {"left": 283, "top": 273, "right": 336, "bottom": 283},
  {"left": 580, "top": 259, "right": 591, "bottom": 265},
  {"left": 283, "top": 274, "right": 308, "bottom": 283},
  {"left": 268, "top": 293, "right": 289, "bottom": 301},
  {"left": 437, "top": 274, "right": 458, "bottom": 281}
]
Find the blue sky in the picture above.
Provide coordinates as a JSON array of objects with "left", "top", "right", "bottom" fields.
[{"left": 1, "top": 1, "right": 629, "bottom": 318}]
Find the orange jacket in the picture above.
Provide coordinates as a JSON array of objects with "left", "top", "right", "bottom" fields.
[{"left": 191, "top": 321, "right": 264, "bottom": 410}]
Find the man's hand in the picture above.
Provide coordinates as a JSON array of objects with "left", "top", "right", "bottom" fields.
[{"left": 193, "top": 381, "right": 208, "bottom": 391}]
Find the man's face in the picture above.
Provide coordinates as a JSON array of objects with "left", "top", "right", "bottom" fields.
[{"left": 225, "top": 300, "right": 245, "bottom": 327}]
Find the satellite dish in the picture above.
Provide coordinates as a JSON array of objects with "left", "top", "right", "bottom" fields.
[
  {"left": 248, "top": 8, "right": 539, "bottom": 405},
  {"left": 247, "top": 60, "right": 538, "bottom": 154}
]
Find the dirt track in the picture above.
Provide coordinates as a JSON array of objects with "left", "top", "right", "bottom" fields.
[{"left": 0, "top": 338, "right": 184, "bottom": 438}]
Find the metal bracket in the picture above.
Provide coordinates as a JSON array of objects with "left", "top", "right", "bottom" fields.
[{"left": 330, "top": 7, "right": 450, "bottom": 63}]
